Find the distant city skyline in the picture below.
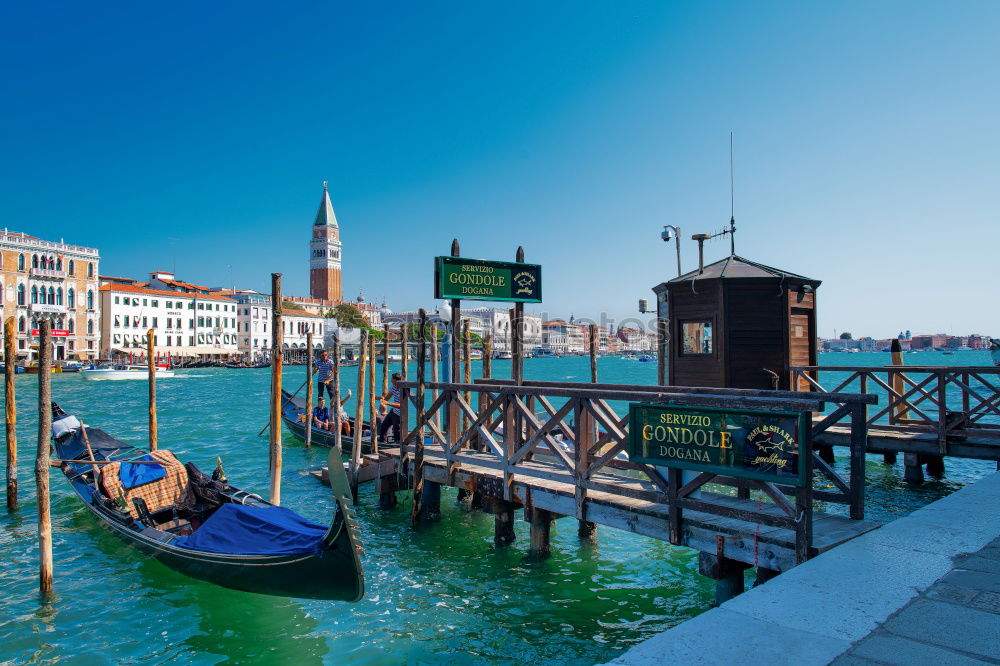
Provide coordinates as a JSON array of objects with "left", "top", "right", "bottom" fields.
[{"left": 3, "top": 2, "right": 998, "bottom": 339}]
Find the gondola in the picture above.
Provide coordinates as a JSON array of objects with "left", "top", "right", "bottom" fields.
[
  {"left": 280, "top": 389, "right": 382, "bottom": 452},
  {"left": 50, "top": 403, "right": 364, "bottom": 601}
]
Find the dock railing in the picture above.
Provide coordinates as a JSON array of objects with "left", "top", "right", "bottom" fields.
[
  {"left": 396, "top": 379, "right": 875, "bottom": 563},
  {"left": 791, "top": 366, "right": 1000, "bottom": 451}
]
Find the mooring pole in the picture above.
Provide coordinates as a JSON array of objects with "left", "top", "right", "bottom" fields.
[
  {"left": 430, "top": 324, "right": 440, "bottom": 430},
  {"left": 513, "top": 246, "right": 525, "bottom": 384},
  {"left": 36, "top": 319, "right": 53, "bottom": 597},
  {"left": 5, "top": 317, "right": 17, "bottom": 511},
  {"left": 350, "top": 330, "right": 368, "bottom": 499},
  {"left": 147, "top": 329, "right": 157, "bottom": 452},
  {"left": 463, "top": 318, "right": 472, "bottom": 432},
  {"left": 449, "top": 239, "right": 461, "bottom": 385},
  {"left": 332, "top": 336, "right": 342, "bottom": 453},
  {"left": 400, "top": 323, "right": 408, "bottom": 383},
  {"left": 382, "top": 323, "right": 390, "bottom": 395},
  {"left": 368, "top": 334, "right": 378, "bottom": 455},
  {"left": 305, "top": 332, "right": 313, "bottom": 449},
  {"left": 412, "top": 309, "right": 427, "bottom": 524},
  {"left": 269, "top": 273, "right": 283, "bottom": 505},
  {"left": 589, "top": 323, "right": 598, "bottom": 383}
]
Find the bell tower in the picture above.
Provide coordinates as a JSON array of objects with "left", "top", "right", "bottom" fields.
[{"left": 309, "top": 181, "right": 343, "bottom": 302}]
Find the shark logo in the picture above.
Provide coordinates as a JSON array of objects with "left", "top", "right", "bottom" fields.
[{"left": 513, "top": 271, "right": 537, "bottom": 296}]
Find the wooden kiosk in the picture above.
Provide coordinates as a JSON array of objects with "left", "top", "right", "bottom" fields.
[{"left": 652, "top": 255, "right": 821, "bottom": 390}]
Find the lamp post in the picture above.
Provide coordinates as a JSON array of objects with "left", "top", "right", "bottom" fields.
[{"left": 661, "top": 225, "right": 682, "bottom": 277}]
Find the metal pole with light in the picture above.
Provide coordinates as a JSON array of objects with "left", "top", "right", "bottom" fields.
[{"left": 662, "top": 225, "right": 682, "bottom": 278}]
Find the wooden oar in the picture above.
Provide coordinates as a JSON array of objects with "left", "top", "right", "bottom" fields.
[
  {"left": 78, "top": 424, "right": 103, "bottom": 491},
  {"left": 257, "top": 377, "right": 310, "bottom": 437}
]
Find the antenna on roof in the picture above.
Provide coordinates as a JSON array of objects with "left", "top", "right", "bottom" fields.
[{"left": 729, "top": 132, "right": 736, "bottom": 256}]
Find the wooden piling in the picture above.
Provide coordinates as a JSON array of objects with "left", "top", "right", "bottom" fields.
[
  {"left": 305, "top": 332, "right": 313, "bottom": 449},
  {"left": 5, "top": 317, "right": 17, "bottom": 511},
  {"left": 368, "top": 334, "right": 378, "bottom": 455},
  {"left": 885, "top": 339, "right": 904, "bottom": 464},
  {"left": 483, "top": 333, "right": 492, "bottom": 379},
  {"left": 529, "top": 507, "right": 555, "bottom": 558},
  {"left": 463, "top": 319, "right": 472, "bottom": 432},
  {"left": 699, "top": 551, "right": 751, "bottom": 606},
  {"left": 269, "top": 273, "right": 283, "bottom": 505},
  {"left": 589, "top": 323, "right": 598, "bottom": 383},
  {"left": 411, "top": 309, "right": 427, "bottom": 524},
  {"left": 350, "top": 330, "right": 368, "bottom": 496},
  {"left": 332, "top": 337, "right": 343, "bottom": 453},
  {"left": 430, "top": 324, "right": 439, "bottom": 430},
  {"left": 494, "top": 500, "right": 516, "bottom": 546},
  {"left": 382, "top": 323, "right": 390, "bottom": 395},
  {"left": 147, "top": 329, "right": 157, "bottom": 452},
  {"left": 450, "top": 239, "right": 461, "bottom": 384},
  {"left": 400, "top": 323, "right": 408, "bottom": 382},
  {"left": 36, "top": 319, "right": 53, "bottom": 596}
]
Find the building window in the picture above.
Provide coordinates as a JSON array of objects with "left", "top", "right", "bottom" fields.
[
  {"left": 18, "top": 254, "right": 25, "bottom": 271},
  {"left": 68, "top": 319, "right": 75, "bottom": 333},
  {"left": 87, "top": 263, "right": 94, "bottom": 278},
  {"left": 189, "top": 319, "right": 194, "bottom": 328},
  {"left": 88, "top": 320, "right": 94, "bottom": 335},
  {"left": 47, "top": 287, "right": 55, "bottom": 305},
  {"left": 123, "top": 316, "right": 129, "bottom": 328},
  {"left": 18, "top": 316, "right": 25, "bottom": 332},
  {"left": 31, "top": 286, "right": 38, "bottom": 304},
  {"left": 142, "top": 299, "right": 147, "bottom": 306},
  {"left": 152, "top": 300, "right": 158, "bottom": 307},
  {"left": 114, "top": 315, "right": 120, "bottom": 327},
  {"left": 152, "top": 317, "right": 158, "bottom": 328},
  {"left": 114, "top": 296, "right": 119, "bottom": 304},
  {"left": 56, "top": 258, "right": 62, "bottom": 271},
  {"left": 56, "top": 288, "right": 63, "bottom": 305},
  {"left": 680, "top": 321, "right": 713, "bottom": 355},
  {"left": 142, "top": 316, "right": 147, "bottom": 328},
  {"left": 87, "top": 291, "right": 94, "bottom": 310},
  {"left": 32, "top": 255, "right": 38, "bottom": 269},
  {"left": 68, "top": 260, "right": 74, "bottom": 276},
  {"left": 17, "top": 285, "right": 25, "bottom": 306},
  {"left": 189, "top": 336, "right": 194, "bottom": 346}
]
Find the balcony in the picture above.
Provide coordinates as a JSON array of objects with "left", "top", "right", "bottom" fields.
[
  {"left": 30, "top": 303, "right": 69, "bottom": 316},
  {"left": 30, "top": 267, "right": 66, "bottom": 280}
]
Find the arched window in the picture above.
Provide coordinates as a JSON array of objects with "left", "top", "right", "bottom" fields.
[
  {"left": 67, "top": 289, "right": 75, "bottom": 309},
  {"left": 56, "top": 258, "right": 62, "bottom": 271},
  {"left": 87, "top": 290, "right": 94, "bottom": 310},
  {"left": 18, "top": 316, "right": 25, "bottom": 332},
  {"left": 68, "top": 260, "right": 75, "bottom": 276},
  {"left": 17, "top": 285, "right": 25, "bottom": 305},
  {"left": 87, "top": 320, "right": 94, "bottom": 335},
  {"left": 48, "top": 287, "right": 55, "bottom": 305},
  {"left": 18, "top": 254, "right": 24, "bottom": 271},
  {"left": 32, "top": 255, "right": 38, "bottom": 269},
  {"left": 56, "top": 288, "right": 63, "bottom": 305},
  {"left": 68, "top": 318, "right": 75, "bottom": 333},
  {"left": 87, "top": 263, "right": 94, "bottom": 278},
  {"left": 31, "top": 286, "right": 38, "bottom": 304}
]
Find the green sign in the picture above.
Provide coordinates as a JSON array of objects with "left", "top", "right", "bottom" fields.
[
  {"left": 628, "top": 404, "right": 809, "bottom": 486},
  {"left": 434, "top": 256, "right": 542, "bottom": 303}
]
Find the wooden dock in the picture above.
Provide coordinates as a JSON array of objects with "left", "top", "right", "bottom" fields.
[{"left": 335, "top": 371, "right": 882, "bottom": 603}]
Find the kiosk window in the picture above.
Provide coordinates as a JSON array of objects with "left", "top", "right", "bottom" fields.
[{"left": 681, "top": 321, "right": 713, "bottom": 355}]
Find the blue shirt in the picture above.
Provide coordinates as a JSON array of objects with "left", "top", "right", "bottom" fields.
[
  {"left": 390, "top": 386, "right": 400, "bottom": 415},
  {"left": 314, "top": 359, "right": 334, "bottom": 383},
  {"left": 312, "top": 406, "right": 329, "bottom": 421}
]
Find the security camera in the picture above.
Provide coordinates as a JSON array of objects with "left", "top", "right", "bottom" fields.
[{"left": 661, "top": 227, "right": 674, "bottom": 242}]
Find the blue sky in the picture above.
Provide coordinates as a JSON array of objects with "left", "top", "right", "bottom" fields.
[{"left": 2, "top": 2, "right": 997, "bottom": 338}]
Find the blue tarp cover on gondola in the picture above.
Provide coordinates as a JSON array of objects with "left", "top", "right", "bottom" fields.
[
  {"left": 119, "top": 455, "right": 167, "bottom": 489},
  {"left": 174, "top": 504, "right": 327, "bottom": 556}
]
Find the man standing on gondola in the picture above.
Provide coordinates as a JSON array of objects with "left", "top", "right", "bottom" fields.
[
  {"left": 313, "top": 350, "right": 336, "bottom": 403},
  {"left": 378, "top": 372, "right": 403, "bottom": 443}
]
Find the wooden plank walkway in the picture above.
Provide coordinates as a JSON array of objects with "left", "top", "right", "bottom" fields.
[{"left": 349, "top": 446, "right": 880, "bottom": 572}]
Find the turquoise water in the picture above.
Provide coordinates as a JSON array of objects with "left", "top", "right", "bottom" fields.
[{"left": 1, "top": 352, "right": 996, "bottom": 664}]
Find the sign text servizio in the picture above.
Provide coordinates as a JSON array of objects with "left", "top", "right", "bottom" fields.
[
  {"left": 434, "top": 256, "right": 542, "bottom": 303},
  {"left": 627, "top": 403, "right": 809, "bottom": 486}
]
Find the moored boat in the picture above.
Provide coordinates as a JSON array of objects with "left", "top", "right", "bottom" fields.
[
  {"left": 81, "top": 365, "right": 176, "bottom": 380},
  {"left": 280, "top": 389, "right": 377, "bottom": 452},
  {"left": 50, "top": 403, "right": 364, "bottom": 600}
]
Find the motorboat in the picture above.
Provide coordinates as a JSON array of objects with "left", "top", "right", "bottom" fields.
[{"left": 81, "top": 365, "right": 176, "bottom": 381}]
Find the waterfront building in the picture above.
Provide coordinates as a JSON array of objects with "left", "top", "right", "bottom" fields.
[
  {"left": 857, "top": 336, "right": 879, "bottom": 352},
  {"left": 0, "top": 229, "right": 100, "bottom": 362},
  {"left": 616, "top": 326, "right": 651, "bottom": 352},
  {"left": 542, "top": 320, "right": 584, "bottom": 354},
  {"left": 910, "top": 334, "right": 949, "bottom": 350},
  {"left": 99, "top": 271, "right": 238, "bottom": 359}
]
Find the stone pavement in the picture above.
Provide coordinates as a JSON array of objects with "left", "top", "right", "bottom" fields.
[
  {"left": 605, "top": 471, "right": 1000, "bottom": 666},
  {"left": 832, "top": 536, "right": 1000, "bottom": 665}
]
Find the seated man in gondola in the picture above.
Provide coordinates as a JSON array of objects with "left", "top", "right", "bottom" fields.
[{"left": 312, "top": 397, "right": 332, "bottom": 431}]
